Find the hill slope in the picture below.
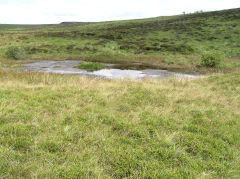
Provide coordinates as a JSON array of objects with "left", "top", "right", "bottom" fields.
[{"left": 0, "top": 8, "right": 240, "bottom": 71}]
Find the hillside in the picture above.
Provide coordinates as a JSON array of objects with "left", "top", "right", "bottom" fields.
[{"left": 0, "top": 8, "right": 240, "bottom": 72}]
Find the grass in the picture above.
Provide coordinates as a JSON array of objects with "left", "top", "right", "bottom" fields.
[
  {"left": 75, "top": 62, "right": 106, "bottom": 71},
  {"left": 0, "top": 8, "right": 239, "bottom": 73},
  {"left": 0, "top": 8, "right": 240, "bottom": 178},
  {"left": 0, "top": 68, "right": 239, "bottom": 178}
]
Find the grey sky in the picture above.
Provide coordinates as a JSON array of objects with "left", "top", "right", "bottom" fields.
[{"left": 0, "top": 0, "right": 239, "bottom": 24}]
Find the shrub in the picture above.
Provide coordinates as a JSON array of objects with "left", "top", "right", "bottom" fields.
[
  {"left": 201, "top": 50, "right": 225, "bottom": 67},
  {"left": 5, "top": 46, "right": 25, "bottom": 60}
]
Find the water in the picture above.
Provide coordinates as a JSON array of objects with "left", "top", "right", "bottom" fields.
[{"left": 22, "top": 60, "right": 200, "bottom": 79}]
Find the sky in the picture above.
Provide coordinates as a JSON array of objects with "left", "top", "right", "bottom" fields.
[{"left": 0, "top": 0, "right": 239, "bottom": 24}]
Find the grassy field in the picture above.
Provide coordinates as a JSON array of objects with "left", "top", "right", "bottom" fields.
[
  {"left": 0, "top": 8, "right": 240, "bottom": 72},
  {"left": 0, "top": 8, "right": 240, "bottom": 178},
  {"left": 0, "top": 68, "right": 239, "bottom": 178}
]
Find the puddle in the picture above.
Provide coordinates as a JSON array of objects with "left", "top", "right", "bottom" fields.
[{"left": 22, "top": 60, "right": 200, "bottom": 79}]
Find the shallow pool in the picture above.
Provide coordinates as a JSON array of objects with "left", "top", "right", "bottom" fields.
[{"left": 23, "top": 60, "right": 200, "bottom": 79}]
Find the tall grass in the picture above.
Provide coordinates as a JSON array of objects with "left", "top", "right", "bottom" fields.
[{"left": 0, "top": 71, "right": 239, "bottom": 178}]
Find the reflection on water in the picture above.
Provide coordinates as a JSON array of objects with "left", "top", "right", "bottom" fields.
[
  {"left": 93, "top": 69, "right": 146, "bottom": 78},
  {"left": 23, "top": 60, "right": 200, "bottom": 79}
]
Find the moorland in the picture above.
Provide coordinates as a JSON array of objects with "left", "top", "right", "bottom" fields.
[{"left": 0, "top": 8, "right": 239, "bottom": 178}]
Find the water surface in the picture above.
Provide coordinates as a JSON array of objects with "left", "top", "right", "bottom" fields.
[{"left": 23, "top": 60, "right": 200, "bottom": 79}]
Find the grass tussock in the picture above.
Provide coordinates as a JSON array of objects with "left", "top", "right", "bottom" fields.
[
  {"left": 4, "top": 46, "right": 26, "bottom": 60},
  {"left": 75, "top": 62, "right": 106, "bottom": 71},
  {"left": 0, "top": 70, "right": 239, "bottom": 178}
]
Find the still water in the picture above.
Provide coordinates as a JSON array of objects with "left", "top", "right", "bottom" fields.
[{"left": 23, "top": 60, "right": 199, "bottom": 79}]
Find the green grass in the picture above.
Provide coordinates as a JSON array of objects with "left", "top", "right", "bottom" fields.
[
  {"left": 0, "top": 24, "right": 34, "bottom": 30},
  {"left": 0, "top": 8, "right": 239, "bottom": 73},
  {"left": 75, "top": 62, "right": 106, "bottom": 71},
  {"left": 0, "top": 8, "right": 240, "bottom": 178},
  {"left": 0, "top": 68, "right": 239, "bottom": 178}
]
